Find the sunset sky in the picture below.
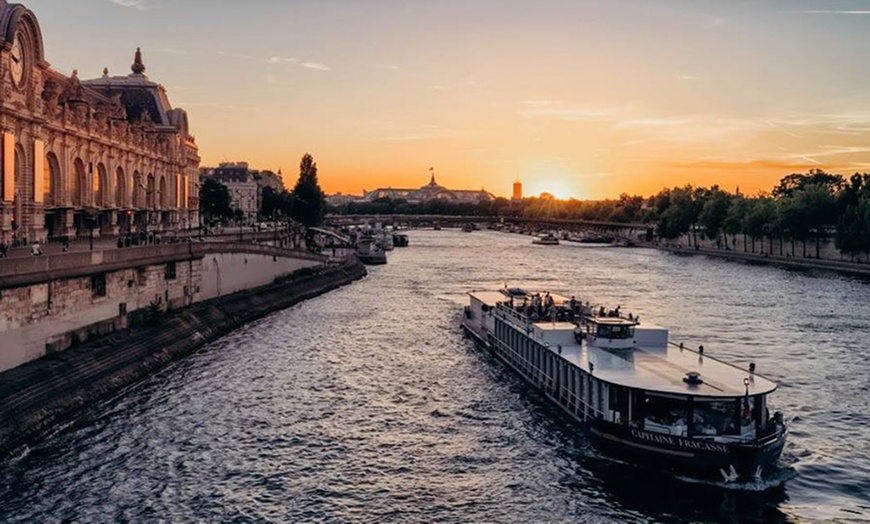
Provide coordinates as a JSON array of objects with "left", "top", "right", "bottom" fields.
[{"left": 24, "top": 0, "right": 870, "bottom": 199}]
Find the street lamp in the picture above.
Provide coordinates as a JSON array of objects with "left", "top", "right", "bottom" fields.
[{"left": 138, "top": 183, "right": 161, "bottom": 242}]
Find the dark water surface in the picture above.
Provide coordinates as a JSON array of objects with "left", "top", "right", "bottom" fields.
[{"left": 2, "top": 230, "right": 869, "bottom": 522}]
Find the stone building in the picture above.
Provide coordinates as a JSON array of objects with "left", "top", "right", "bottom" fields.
[
  {"left": 0, "top": 0, "right": 200, "bottom": 244},
  {"left": 200, "top": 162, "right": 286, "bottom": 221}
]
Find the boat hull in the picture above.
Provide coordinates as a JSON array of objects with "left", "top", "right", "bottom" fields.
[{"left": 587, "top": 419, "right": 786, "bottom": 481}]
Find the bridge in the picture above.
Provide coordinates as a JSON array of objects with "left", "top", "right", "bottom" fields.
[{"left": 325, "top": 214, "right": 654, "bottom": 244}]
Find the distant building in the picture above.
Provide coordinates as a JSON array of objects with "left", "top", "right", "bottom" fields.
[
  {"left": 325, "top": 193, "right": 360, "bottom": 207},
  {"left": 512, "top": 180, "right": 522, "bottom": 200},
  {"left": 200, "top": 162, "right": 285, "bottom": 220},
  {"left": 360, "top": 171, "right": 494, "bottom": 204},
  {"left": 256, "top": 169, "right": 284, "bottom": 193}
]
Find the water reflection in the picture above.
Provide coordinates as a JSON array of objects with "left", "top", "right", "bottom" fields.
[{"left": 0, "top": 229, "right": 867, "bottom": 522}]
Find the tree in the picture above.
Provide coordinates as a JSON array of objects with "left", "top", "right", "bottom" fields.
[
  {"left": 699, "top": 188, "right": 731, "bottom": 247},
  {"left": 199, "top": 178, "right": 233, "bottom": 224},
  {"left": 290, "top": 153, "right": 326, "bottom": 227}
]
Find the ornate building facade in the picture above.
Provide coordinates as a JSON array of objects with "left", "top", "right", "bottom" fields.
[{"left": 0, "top": 0, "right": 199, "bottom": 243}]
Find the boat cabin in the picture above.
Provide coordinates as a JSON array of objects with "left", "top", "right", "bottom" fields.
[{"left": 580, "top": 316, "right": 637, "bottom": 350}]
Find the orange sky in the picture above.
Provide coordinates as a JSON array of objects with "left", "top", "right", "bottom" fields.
[{"left": 27, "top": 0, "right": 870, "bottom": 199}]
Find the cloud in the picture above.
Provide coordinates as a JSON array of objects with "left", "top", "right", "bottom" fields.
[
  {"left": 522, "top": 100, "right": 563, "bottom": 107},
  {"left": 110, "top": 0, "right": 148, "bottom": 10},
  {"left": 791, "top": 146, "right": 870, "bottom": 161},
  {"left": 300, "top": 62, "right": 331, "bottom": 71},
  {"left": 179, "top": 101, "right": 259, "bottom": 112},
  {"left": 617, "top": 116, "right": 696, "bottom": 127},
  {"left": 268, "top": 56, "right": 300, "bottom": 64},
  {"left": 678, "top": 74, "right": 698, "bottom": 81},
  {"left": 520, "top": 106, "right": 626, "bottom": 121},
  {"left": 217, "top": 50, "right": 255, "bottom": 60},
  {"left": 379, "top": 127, "right": 463, "bottom": 142},
  {"left": 661, "top": 158, "right": 828, "bottom": 172}
]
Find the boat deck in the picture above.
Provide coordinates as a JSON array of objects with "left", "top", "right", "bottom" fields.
[{"left": 468, "top": 290, "right": 777, "bottom": 398}]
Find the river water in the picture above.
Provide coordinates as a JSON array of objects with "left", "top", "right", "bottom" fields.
[{"left": 1, "top": 230, "right": 869, "bottom": 523}]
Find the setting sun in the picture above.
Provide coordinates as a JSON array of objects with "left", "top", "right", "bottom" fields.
[{"left": 526, "top": 178, "right": 578, "bottom": 201}]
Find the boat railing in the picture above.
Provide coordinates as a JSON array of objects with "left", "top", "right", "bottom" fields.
[
  {"left": 666, "top": 340, "right": 775, "bottom": 381},
  {"left": 491, "top": 327, "right": 607, "bottom": 421},
  {"left": 495, "top": 302, "right": 532, "bottom": 329}
]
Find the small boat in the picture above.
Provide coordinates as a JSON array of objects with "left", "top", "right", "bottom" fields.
[
  {"left": 461, "top": 288, "right": 787, "bottom": 482},
  {"left": 393, "top": 233, "right": 409, "bottom": 247},
  {"left": 356, "top": 234, "right": 387, "bottom": 265},
  {"left": 434, "top": 224, "right": 442, "bottom": 231},
  {"left": 532, "top": 233, "right": 560, "bottom": 245}
]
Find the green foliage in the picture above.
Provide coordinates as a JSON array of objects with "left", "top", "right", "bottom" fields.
[
  {"left": 261, "top": 186, "right": 294, "bottom": 218},
  {"left": 290, "top": 154, "right": 326, "bottom": 227},
  {"left": 199, "top": 178, "right": 233, "bottom": 223}
]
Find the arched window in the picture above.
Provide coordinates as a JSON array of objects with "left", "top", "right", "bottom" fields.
[
  {"left": 133, "top": 171, "right": 142, "bottom": 207},
  {"left": 96, "top": 163, "right": 109, "bottom": 207},
  {"left": 116, "top": 167, "right": 127, "bottom": 208},
  {"left": 43, "top": 152, "right": 61, "bottom": 206},
  {"left": 158, "top": 175, "right": 167, "bottom": 209},
  {"left": 146, "top": 173, "right": 155, "bottom": 208},
  {"left": 72, "top": 158, "right": 86, "bottom": 207}
]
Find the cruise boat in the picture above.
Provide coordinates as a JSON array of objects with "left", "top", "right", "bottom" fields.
[
  {"left": 532, "top": 233, "right": 560, "bottom": 245},
  {"left": 461, "top": 288, "right": 787, "bottom": 482}
]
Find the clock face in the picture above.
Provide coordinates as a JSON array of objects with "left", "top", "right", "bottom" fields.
[{"left": 10, "top": 33, "right": 25, "bottom": 87}]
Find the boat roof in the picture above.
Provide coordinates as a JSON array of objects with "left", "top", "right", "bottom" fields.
[{"left": 468, "top": 290, "right": 777, "bottom": 398}]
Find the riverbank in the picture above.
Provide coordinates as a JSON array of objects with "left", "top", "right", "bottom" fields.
[
  {"left": 651, "top": 243, "right": 870, "bottom": 277},
  {"left": 0, "top": 258, "right": 367, "bottom": 457}
]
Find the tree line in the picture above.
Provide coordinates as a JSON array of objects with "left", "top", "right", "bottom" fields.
[{"left": 329, "top": 169, "right": 870, "bottom": 261}]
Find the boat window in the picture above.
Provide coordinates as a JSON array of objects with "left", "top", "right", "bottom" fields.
[
  {"left": 609, "top": 385, "right": 629, "bottom": 424},
  {"left": 595, "top": 324, "right": 635, "bottom": 340},
  {"left": 643, "top": 394, "right": 688, "bottom": 435},
  {"left": 692, "top": 398, "right": 740, "bottom": 436}
]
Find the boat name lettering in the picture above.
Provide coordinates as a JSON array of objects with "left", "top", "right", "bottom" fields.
[{"left": 630, "top": 429, "right": 729, "bottom": 453}]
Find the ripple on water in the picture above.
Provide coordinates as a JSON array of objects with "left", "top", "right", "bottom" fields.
[{"left": 0, "top": 230, "right": 868, "bottom": 522}]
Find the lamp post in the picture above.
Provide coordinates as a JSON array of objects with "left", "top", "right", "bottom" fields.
[
  {"left": 139, "top": 184, "right": 161, "bottom": 243},
  {"left": 86, "top": 208, "right": 97, "bottom": 251}
]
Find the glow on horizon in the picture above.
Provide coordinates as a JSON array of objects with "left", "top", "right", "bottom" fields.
[{"left": 23, "top": 0, "right": 870, "bottom": 199}]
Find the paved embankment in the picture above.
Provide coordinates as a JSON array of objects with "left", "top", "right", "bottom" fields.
[
  {"left": 654, "top": 244, "right": 870, "bottom": 277},
  {"left": 0, "top": 259, "right": 367, "bottom": 457}
]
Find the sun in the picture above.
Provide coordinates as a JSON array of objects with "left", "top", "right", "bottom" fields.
[{"left": 528, "top": 178, "right": 576, "bottom": 200}]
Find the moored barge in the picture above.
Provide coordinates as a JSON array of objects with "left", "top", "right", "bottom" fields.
[{"left": 461, "top": 288, "right": 787, "bottom": 482}]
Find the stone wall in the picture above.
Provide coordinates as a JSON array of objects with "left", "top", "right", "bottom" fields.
[
  {"left": 0, "top": 259, "right": 199, "bottom": 373},
  {"left": 0, "top": 242, "right": 327, "bottom": 373}
]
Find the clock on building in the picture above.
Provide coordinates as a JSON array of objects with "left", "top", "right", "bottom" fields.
[{"left": 9, "top": 32, "right": 26, "bottom": 88}]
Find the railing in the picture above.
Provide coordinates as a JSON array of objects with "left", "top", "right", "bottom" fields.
[{"left": 0, "top": 241, "right": 328, "bottom": 289}]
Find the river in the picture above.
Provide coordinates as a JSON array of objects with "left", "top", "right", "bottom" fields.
[{"left": 1, "top": 229, "right": 868, "bottom": 523}]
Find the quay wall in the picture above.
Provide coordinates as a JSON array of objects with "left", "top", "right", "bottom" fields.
[
  {"left": 0, "top": 259, "right": 367, "bottom": 457},
  {"left": 200, "top": 252, "right": 320, "bottom": 300},
  {"left": 0, "top": 242, "right": 328, "bottom": 373}
]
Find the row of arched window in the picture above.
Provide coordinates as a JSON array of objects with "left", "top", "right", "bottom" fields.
[{"left": 41, "top": 151, "right": 181, "bottom": 210}]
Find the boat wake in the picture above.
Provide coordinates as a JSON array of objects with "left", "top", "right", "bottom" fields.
[{"left": 673, "top": 466, "right": 797, "bottom": 492}]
